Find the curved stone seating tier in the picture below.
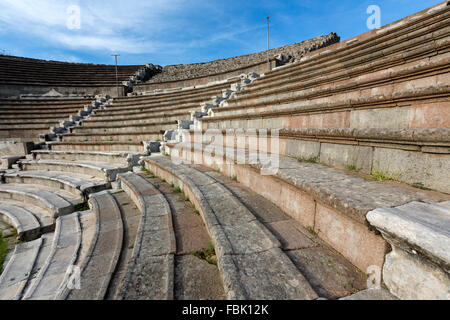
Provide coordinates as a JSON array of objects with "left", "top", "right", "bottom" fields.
[
  {"left": 21, "top": 213, "right": 81, "bottom": 300},
  {"left": 250, "top": 4, "right": 450, "bottom": 89},
  {"left": 0, "top": 119, "right": 64, "bottom": 126},
  {"left": 48, "top": 141, "right": 146, "bottom": 153},
  {"left": 94, "top": 91, "right": 230, "bottom": 114},
  {"left": 205, "top": 53, "right": 450, "bottom": 130},
  {"left": 0, "top": 237, "right": 43, "bottom": 299},
  {"left": 115, "top": 172, "right": 176, "bottom": 300},
  {"left": 0, "top": 199, "right": 54, "bottom": 234},
  {"left": 143, "top": 155, "right": 319, "bottom": 300},
  {"left": 19, "top": 159, "right": 130, "bottom": 183},
  {"left": 0, "top": 98, "right": 92, "bottom": 105},
  {"left": 91, "top": 103, "right": 200, "bottom": 119},
  {"left": 0, "top": 97, "right": 95, "bottom": 141},
  {"left": 83, "top": 111, "right": 191, "bottom": 127},
  {"left": 0, "top": 184, "right": 82, "bottom": 218},
  {"left": 31, "top": 150, "right": 141, "bottom": 167},
  {"left": 70, "top": 121, "right": 178, "bottom": 135},
  {"left": 0, "top": 112, "right": 82, "bottom": 119},
  {"left": 60, "top": 131, "right": 163, "bottom": 143},
  {"left": 180, "top": 128, "right": 450, "bottom": 193},
  {"left": 120, "top": 80, "right": 236, "bottom": 101},
  {"left": 0, "top": 107, "right": 84, "bottom": 114},
  {"left": 1, "top": 171, "right": 110, "bottom": 200},
  {"left": 62, "top": 191, "right": 123, "bottom": 300},
  {"left": 1, "top": 127, "right": 56, "bottom": 140},
  {"left": 112, "top": 82, "right": 235, "bottom": 107},
  {"left": 161, "top": 142, "right": 449, "bottom": 275},
  {"left": 0, "top": 202, "right": 41, "bottom": 241},
  {"left": 0, "top": 55, "right": 144, "bottom": 87}
]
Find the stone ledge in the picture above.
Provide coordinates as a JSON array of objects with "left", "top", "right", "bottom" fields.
[{"left": 366, "top": 201, "right": 450, "bottom": 272}]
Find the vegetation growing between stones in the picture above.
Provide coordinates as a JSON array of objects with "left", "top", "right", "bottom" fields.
[
  {"left": 306, "top": 226, "right": 317, "bottom": 236},
  {"left": 0, "top": 231, "right": 8, "bottom": 274},
  {"left": 370, "top": 169, "right": 401, "bottom": 182},
  {"left": 74, "top": 201, "right": 90, "bottom": 211},
  {"left": 345, "top": 164, "right": 359, "bottom": 172},
  {"left": 174, "top": 187, "right": 183, "bottom": 194},
  {"left": 190, "top": 242, "right": 217, "bottom": 266},
  {"left": 140, "top": 167, "right": 156, "bottom": 178},
  {"left": 298, "top": 156, "right": 318, "bottom": 163}
]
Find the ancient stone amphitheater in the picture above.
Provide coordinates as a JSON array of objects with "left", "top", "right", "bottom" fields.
[{"left": 0, "top": 2, "right": 448, "bottom": 300}]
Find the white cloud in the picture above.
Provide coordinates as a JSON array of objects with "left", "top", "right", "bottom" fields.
[
  {"left": 0, "top": 0, "right": 270, "bottom": 64},
  {"left": 0, "top": 0, "right": 200, "bottom": 54}
]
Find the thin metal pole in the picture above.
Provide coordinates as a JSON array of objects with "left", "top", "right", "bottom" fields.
[
  {"left": 111, "top": 54, "right": 120, "bottom": 96},
  {"left": 263, "top": 15, "right": 273, "bottom": 71},
  {"left": 267, "top": 17, "right": 269, "bottom": 70}
]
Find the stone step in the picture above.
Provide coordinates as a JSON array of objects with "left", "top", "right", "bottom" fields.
[
  {"left": 142, "top": 174, "right": 226, "bottom": 300},
  {"left": 162, "top": 142, "right": 449, "bottom": 274},
  {"left": 0, "top": 112, "right": 77, "bottom": 119},
  {"left": 49, "top": 141, "right": 146, "bottom": 153},
  {"left": 143, "top": 155, "right": 318, "bottom": 300},
  {"left": 61, "top": 132, "right": 162, "bottom": 143},
  {"left": 118, "top": 80, "right": 234, "bottom": 101},
  {"left": 253, "top": 3, "right": 450, "bottom": 87},
  {"left": 0, "top": 200, "right": 54, "bottom": 235},
  {"left": 0, "top": 238, "right": 42, "bottom": 300},
  {"left": 367, "top": 201, "right": 450, "bottom": 300},
  {"left": 0, "top": 108, "right": 81, "bottom": 115},
  {"left": 0, "top": 119, "right": 61, "bottom": 126},
  {"left": 1, "top": 122, "right": 70, "bottom": 131},
  {"left": 99, "top": 97, "right": 214, "bottom": 113},
  {"left": 19, "top": 159, "right": 131, "bottom": 182},
  {"left": 63, "top": 191, "right": 123, "bottom": 300},
  {"left": 71, "top": 121, "right": 178, "bottom": 134},
  {"left": 82, "top": 112, "right": 191, "bottom": 127},
  {"left": 91, "top": 102, "right": 201, "bottom": 119},
  {"left": 0, "top": 202, "right": 41, "bottom": 241},
  {"left": 115, "top": 172, "right": 175, "bottom": 300},
  {"left": 0, "top": 184, "right": 81, "bottom": 218},
  {"left": 2, "top": 171, "right": 110, "bottom": 200},
  {"left": 0, "top": 128, "right": 54, "bottom": 140},
  {"left": 216, "top": 51, "right": 450, "bottom": 115},
  {"left": 180, "top": 128, "right": 450, "bottom": 193},
  {"left": 21, "top": 213, "right": 81, "bottom": 300},
  {"left": 109, "top": 88, "right": 229, "bottom": 108},
  {"left": 105, "top": 190, "right": 143, "bottom": 300},
  {"left": 199, "top": 168, "right": 368, "bottom": 299},
  {"left": 31, "top": 150, "right": 141, "bottom": 167}
]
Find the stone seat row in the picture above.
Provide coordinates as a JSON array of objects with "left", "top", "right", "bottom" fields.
[
  {"left": 179, "top": 127, "right": 450, "bottom": 192},
  {"left": 0, "top": 191, "right": 123, "bottom": 300},
  {"left": 249, "top": 4, "right": 449, "bottom": 91},
  {"left": 160, "top": 136, "right": 450, "bottom": 299}
]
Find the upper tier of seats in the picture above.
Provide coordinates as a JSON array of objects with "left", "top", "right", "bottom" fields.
[
  {"left": 145, "top": 33, "right": 339, "bottom": 84},
  {"left": 133, "top": 33, "right": 340, "bottom": 93},
  {"left": 0, "top": 55, "right": 144, "bottom": 87},
  {"left": 49, "top": 79, "right": 239, "bottom": 153},
  {"left": 0, "top": 97, "right": 94, "bottom": 142}
]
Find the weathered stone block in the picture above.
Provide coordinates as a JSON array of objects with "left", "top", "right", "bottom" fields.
[
  {"left": 319, "top": 143, "right": 373, "bottom": 174},
  {"left": 372, "top": 147, "right": 450, "bottom": 193}
]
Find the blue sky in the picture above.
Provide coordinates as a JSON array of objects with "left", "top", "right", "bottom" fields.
[{"left": 0, "top": 0, "right": 441, "bottom": 66}]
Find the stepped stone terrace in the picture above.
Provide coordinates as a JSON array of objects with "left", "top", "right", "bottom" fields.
[{"left": 0, "top": 1, "right": 449, "bottom": 301}]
